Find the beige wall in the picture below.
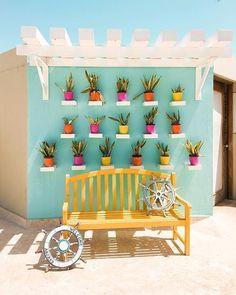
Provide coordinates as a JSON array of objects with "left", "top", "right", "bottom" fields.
[
  {"left": 232, "top": 83, "right": 236, "bottom": 200},
  {"left": 0, "top": 48, "right": 28, "bottom": 218}
]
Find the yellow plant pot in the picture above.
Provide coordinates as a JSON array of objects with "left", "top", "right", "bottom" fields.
[
  {"left": 119, "top": 125, "right": 129, "bottom": 134},
  {"left": 172, "top": 92, "right": 183, "bottom": 101},
  {"left": 160, "top": 156, "right": 170, "bottom": 165},
  {"left": 101, "top": 157, "right": 111, "bottom": 166}
]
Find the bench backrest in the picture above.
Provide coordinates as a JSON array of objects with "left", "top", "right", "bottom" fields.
[{"left": 65, "top": 169, "right": 176, "bottom": 212}]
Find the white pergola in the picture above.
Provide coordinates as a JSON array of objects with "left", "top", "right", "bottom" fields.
[{"left": 16, "top": 26, "right": 233, "bottom": 100}]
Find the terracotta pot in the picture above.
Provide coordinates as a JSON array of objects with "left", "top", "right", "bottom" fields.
[
  {"left": 132, "top": 156, "right": 142, "bottom": 166},
  {"left": 90, "top": 124, "right": 100, "bottom": 133},
  {"left": 160, "top": 156, "right": 170, "bottom": 165},
  {"left": 171, "top": 124, "right": 181, "bottom": 134},
  {"left": 73, "top": 155, "right": 84, "bottom": 166},
  {"left": 119, "top": 125, "right": 129, "bottom": 134},
  {"left": 44, "top": 157, "right": 54, "bottom": 167},
  {"left": 64, "top": 124, "right": 73, "bottom": 134},
  {"left": 172, "top": 92, "right": 183, "bottom": 101},
  {"left": 117, "top": 92, "right": 127, "bottom": 101},
  {"left": 144, "top": 92, "right": 154, "bottom": 101},
  {"left": 146, "top": 124, "right": 156, "bottom": 134},
  {"left": 64, "top": 91, "right": 74, "bottom": 100},
  {"left": 90, "top": 91, "right": 101, "bottom": 101},
  {"left": 189, "top": 156, "right": 199, "bottom": 166},
  {"left": 101, "top": 157, "right": 111, "bottom": 166}
]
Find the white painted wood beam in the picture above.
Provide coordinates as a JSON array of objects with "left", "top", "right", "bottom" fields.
[
  {"left": 179, "top": 30, "right": 205, "bottom": 47},
  {"left": 50, "top": 27, "right": 72, "bottom": 46},
  {"left": 155, "top": 30, "right": 177, "bottom": 47},
  {"left": 78, "top": 28, "right": 95, "bottom": 46},
  {"left": 207, "top": 30, "right": 233, "bottom": 47},
  {"left": 131, "top": 29, "right": 150, "bottom": 47},
  {"left": 33, "top": 56, "right": 49, "bottom": 100},
  {"left": 21, "top": 26, "right": 48, "bottom": 46},
  {"left": 106, "top": 29, "right": 122, "bottom": 47},
  {"left": 195, "top": 58, "right": 214, "bottom": 100}
]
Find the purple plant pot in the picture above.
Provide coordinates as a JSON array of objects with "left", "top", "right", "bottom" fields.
[
  {"left": 117, "top": 92, "right": 127, "bottom": 101},
  {"left": 73, "top": 155, "right": 84, "bottom": 166},
  {"left": 90, "top": 124, "right": 100, "bottom": 133},
  {"left": 64, "top": 91, "right": 74, "bottom": 100},
  {"left": 189, "top": 156, "right": 199, "bottom": 166},
  {"left": 146, "top": 124, "right": 156, "bottom": 134}
]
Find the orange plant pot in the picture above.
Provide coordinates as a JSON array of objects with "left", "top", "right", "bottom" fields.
[
  {"left": 64, "top": 124, "right": 73, "bottom": 134},
  {"left": 132, "top": 156, "right": 142, "bottom": 166},
  {"left": 171, "top": 124, "right": 181, "bottom": 134},
  {"left": 90, "top": 91, "right": 101, "bottom": 101},
  {"left": 44, "top": 157, "right": 54, "bottom": 167},
  {"left": 144, "top": 92, "right": 154, "bottom": 101}
]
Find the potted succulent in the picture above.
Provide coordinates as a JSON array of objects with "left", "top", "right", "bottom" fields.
[
  {"left": 185, "top": 139, "right": 204, "bottom": 166},
  {"left": 81, "top": 70, "right": 103, "bottom": 101},
  {"left": 108, "top": 112, "right": 130, "bottom": 134},
  {"left": 99, "top": 137, "right": 115, "bottom": 166},
  {"left": 133, "top": 74, "right": 161, "bottom": 101},
  {"left": 144, "top": 107, "right": 158, "bottom": 134},
  {"left": 55, "top": 72, "right": 74, "bottom": 101},
  {"left": 116, "top": 77, "right": 129, "bottom": 101},
  {"left": 85, "top": 115, "right": 105, "bottom": 133},
  {"left": 131, "top": 139, "right": 146, "bottom": 166},
  {"left": 156, "top": 143, "right": 170, "bottom": 165},
  {"left": 166, "top": 110, "right": 181, "bottom": 134},
  {"left": 62, "top": 116, "right": 78, "bottom": 134},
  {"left": 38, "top": 141, "right": 56, "bottom": 167},
  {"left": 72, "top": 140, "right": 88, "bottom": 166},
  {"left": 172, "top": 84, "right": 184, "bottom": 101}
]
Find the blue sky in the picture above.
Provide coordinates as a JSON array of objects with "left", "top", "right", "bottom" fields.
[{"left": 0, "top": 0, "right": 235, "bottom": 52}]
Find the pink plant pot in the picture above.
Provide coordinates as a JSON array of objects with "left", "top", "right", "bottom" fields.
[
  {"left": 146, "top": 124, "right": 156, "bottom": 134},
  {"left": 117, "top": 92, "right": 127, "bottom": 101},
  {"left": 74, "top": 155, "right": 84, "bottom": 166},
  {"left": 64, "top": 91, "right": 74, "bottom": 100},
  {"left": 189, "top": 156, "right": 199, "bottom": 166},
  {"left": 90, "top": 124, "right": 100, "bottom": 133}
]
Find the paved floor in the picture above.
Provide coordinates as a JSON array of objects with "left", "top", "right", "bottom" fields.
[{"left": 0, "top": 200, "right": 236, "bottom": 295}]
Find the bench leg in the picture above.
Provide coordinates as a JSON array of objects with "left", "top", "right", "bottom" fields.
[
  {"left": 173, "top": 226, "right": 178, "bottom": 240},
  {"left": 184, "top": 223, "right": 190, "bottom": 256}
]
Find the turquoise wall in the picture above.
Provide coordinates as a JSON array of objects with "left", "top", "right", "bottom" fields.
[{"left": 27, "top": 66, "right": 213, "bottom": 219}]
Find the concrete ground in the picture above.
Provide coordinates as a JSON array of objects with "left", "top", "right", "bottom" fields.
[{"left": 0, "top": 200, "right": 236, "bottom": 295}]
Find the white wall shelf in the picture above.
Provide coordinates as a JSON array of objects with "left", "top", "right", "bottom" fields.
[
  {"left": 100, "top": 165, "right": 114, "bottom": 170},
  {"left": 169, "top": 101, "right": 186, "bottom": 106},
  {"left": 130, "top": 165, "right": 144, "bottom": 169},
  {"left": 88, "top": 101, "right": 103, "bottom": 106},
  {"left": 61, "top": 100, "right": 77, "bottom": 106},
  {"left": 116, "top": 101, "right": 130, "bottom": 106},
  {"left": 40, "top": 166, "right": 56, "bottom": 172},
  {"left": 169, "top": 133, "right": 185, "bottom": 139},
  {"left": 144, "top": 134, "right": 158, "bottom": 139},
  {"left": 60, "top": 134, "right": 75, "bottom": 139},
  {"left": 159, "top": 164, "right": 174, "bottom": 170},
  {"left": 186, "top": 164, "right": 202, "bottom": 170},
  {"left": 71, "top": 165, "right": 86, "bottom": 170},
  {"left": 143, "top": 101, "right": 158, "bottom": 106},
  {"left": 116, "top": 134, "right": 130, "bottom": 139},
  {"left": 89, "top": 133, "right": 103, "bottom": 138}
]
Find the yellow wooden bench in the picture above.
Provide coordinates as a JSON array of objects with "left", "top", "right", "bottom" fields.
[{"left": 62, "top": 168, "right": 191, "bottom": 255}]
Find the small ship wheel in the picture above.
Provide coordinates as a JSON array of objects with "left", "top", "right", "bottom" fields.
[{"left": 43, "top": 225, "right": 83, "bottom": 268}]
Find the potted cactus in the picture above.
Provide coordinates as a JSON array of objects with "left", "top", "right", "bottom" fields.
[
  {"left": 55, "top": 73, "right": 74, "bottom": 100},
  {"left": 99, "top": 137, "right": 115, "bottom": 166},
  {"left": 116, "top": 77, "right": 129, "bottom": 101},
  {"left": 85, "top": 115, "right": 105, "bottom": 133},
  {"left": 62, "top": 116, "right": 78, "bottom": 134},
  {"left": 72, "top": 140, "right": 88, "bottom": 166},
  {"left": 81, "top": 70, "right": 103, "bottom": 101},
  {"left": 156, "top": 143, "right": 170, "bottom": 165},
  {"left": 144, "top": 107, "right": 158, "bottom": 134},
  {"left": 185, "top": 139, "right": 204, "bottom": 166},
  {"left": 38, "top": 141, "right": 56, "bottom": 167},
  {"left": 131, "top": 139, "right": 146, "bottom": 166},
  {"left": 166, "top": 110, "right": 181, "bottom": 134},
  {"left": 133, "top": 74, "right": 161, "bottom": 101},
  {"left": 172, "top": 84, "right": 184, "bottom": 101},
  {"left": 108, "top": 112, "right": 130, "bottom": 134}
]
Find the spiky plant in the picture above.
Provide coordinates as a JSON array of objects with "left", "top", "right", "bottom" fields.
[
  {"left": 172, "top": 84, "right": 184, "bottom": 93},
  {"left": 62, "top": 115, "right": 78, "bottom": 125},
  {"left": 144, "top": 107, "right": 158, "bottom": 125},
  {"left": 156, "top": 143, "right": 169, "bottom": 157},
  {"left": 132, "top": 139, "right": 146, "bottom": 156},
  {"left": 185, "top": 140, "right": 204, "bottom": 157},
  {"left": 133, "top": 74, "right": 161, "bottom": 100},
  {"left": 166, "top": 110, "right": 181, "bottom": 125},
  {"left": 55, "top": 72, "right": 74, "bottom": 92},
  {"left": 116, "top": 78, "right": 129, "bottom": 92},
  {"left": 72, "top": 140, "right": 88, "bottom": 156},
  {"left": 85, "top": 115, "right": 105, "bottom": 125},
  {"left": 38, "top": 142, "right": 56, "bottom": 158},
  {"left": 81, "top": 70, "right": 99, "bottom": 93},
  {"left": 108, "top": 113, "right": 130, "bottom": 126},
  {"left": 99, "top": 137, "right": 115, "bottom": 157}
]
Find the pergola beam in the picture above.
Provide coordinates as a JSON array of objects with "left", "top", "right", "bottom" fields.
[
  {"left": 21, "top": 26, "right": 48, "bottom": 46},
  {"left": 50, "top": 27, "right": 72, "bottom": 46}
]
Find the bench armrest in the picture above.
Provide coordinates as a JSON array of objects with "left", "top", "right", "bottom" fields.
[
  {"left": 175, "top": 194, "right": 191, "bottom": 220},
  {"left": 62, "top": 202, "right": 69, "bottom": 225}
]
